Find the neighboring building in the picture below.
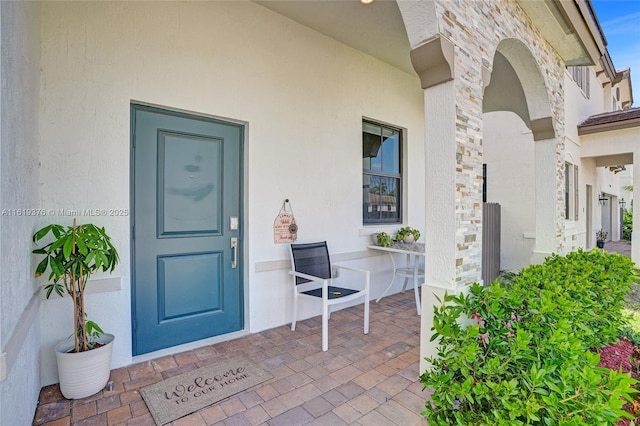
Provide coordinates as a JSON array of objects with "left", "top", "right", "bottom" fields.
[{"left": 0, "top": 0, "right": 637, "bottom": 422}]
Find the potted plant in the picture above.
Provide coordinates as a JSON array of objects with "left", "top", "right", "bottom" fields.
[
  {"left": 396, "top": 226, "right": 421, "bottom": 244},
  {"left": 596, "top": 229, "right": 608, "bottom": 249},
  {"left": 33, "top": 219, "right": 119, "bottom": 399},
  {"left": 376, "top": 231, "right": 394, "bottom": 247}
]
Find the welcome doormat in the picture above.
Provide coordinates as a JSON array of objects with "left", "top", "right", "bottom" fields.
[{"left": 140, "top": 357, "right": 272, "bottom": 425}]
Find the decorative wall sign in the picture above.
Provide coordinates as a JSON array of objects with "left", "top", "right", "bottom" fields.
[{"left": 274, "top": 199, "right": 298, "bottom": 244}]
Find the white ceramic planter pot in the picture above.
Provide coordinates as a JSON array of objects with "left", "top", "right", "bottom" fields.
[
  {"left": 403, "top": 235, "right": 415, "bottom": 243},
  {"left": 55, "top": 333, "right": 114, "bottom": 399}
]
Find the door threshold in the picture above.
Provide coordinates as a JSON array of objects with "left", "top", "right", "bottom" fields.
[{"left": 132, "top": 329, "right": 249, "bottom": 364}]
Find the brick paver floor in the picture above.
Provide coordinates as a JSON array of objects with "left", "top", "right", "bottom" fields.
[
  {"left": 32, "top": 291, "right": 431, "bottom": 426},
  {"left": 604, "top": 240, "right": 631, "bottom": 257}
]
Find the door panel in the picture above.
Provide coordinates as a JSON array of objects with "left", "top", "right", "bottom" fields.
[
  {"left": 158, "top": 131, "right": 222, "bottom": 236},
  {"left": 132, "top": 105, "right": 243, "bottom": 355},
  {"left": 158, "top": 252, "right": 222, "bottom": 319}
]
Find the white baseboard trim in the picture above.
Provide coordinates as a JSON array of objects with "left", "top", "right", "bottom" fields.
[
  {"left": 254, "top": 249, "right": 379, "bottom": 272},
  {"left": 39, "top": 276, "right": 122, "bottom": 299}
]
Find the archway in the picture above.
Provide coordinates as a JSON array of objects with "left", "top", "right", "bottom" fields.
[{"left": 483, "top": 38, "right": 558, "bottom": 271}]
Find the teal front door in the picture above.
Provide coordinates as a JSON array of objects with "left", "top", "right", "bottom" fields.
[{"left": 131, "top": 105, "right": 243, "bottom": 355}]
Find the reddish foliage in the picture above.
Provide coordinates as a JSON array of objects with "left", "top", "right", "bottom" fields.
[
  {"left": 599, "top": 338, "right": 635, "bottom": 373},
  {"left": 597, "top": 339, "right": 639, "bottom": 426}
]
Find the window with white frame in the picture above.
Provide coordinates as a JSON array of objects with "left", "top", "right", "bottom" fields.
[
  {"left": 565, "top": 162, "right": 579, "bottom": 220},
  {"left": 567, "top": 66, "right": 590, "bottom": 98},
  {"left": 362, "top": 120, "right": 402, "bottom": 224}
]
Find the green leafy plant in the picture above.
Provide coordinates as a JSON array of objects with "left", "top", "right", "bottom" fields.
[
  {"left": 376, "top": 231, "right": 393, "bottom": 247},
  {"left": 395, "top": 226, "right": 420, "bottom": 242},
  {"left": 623, "top": 209, "right": 633, "bottom": 242},
  {"left": 619, "top": 325, "right": 640, "bottom": 347},
  {"left": 421, "top": 249, "right": 639, "bottom": 425},
  {"left": 33, "top": 219, "right": 119, "bottom": 353},
  {"left": 596, "top": 228, "right": 608, "bottom": 242}
]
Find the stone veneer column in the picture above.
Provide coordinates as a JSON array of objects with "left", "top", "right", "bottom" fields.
[
  {"left": 400, "top": 0, "right": 566, "bottom": 373},
  {"left": 419, "top": 79, "right": 462, "bottom": 372},
  {"left": 410, "top": 34, "right": 484, "bottom": 371}
]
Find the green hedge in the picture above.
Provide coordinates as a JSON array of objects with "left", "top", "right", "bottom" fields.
[
  {"left": 421, "top": 249, "right": 639, "bottom": 425},
  {"left": 623, "top": 209, "right": 633, "bottom": 241}
]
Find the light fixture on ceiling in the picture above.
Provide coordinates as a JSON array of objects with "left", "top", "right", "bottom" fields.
[
  {"left": 360, "top": 0, "right": 375, "bottom": 4},
  {"left": 599, "top": 192, "right": 608, "bottom": 206},
  {"left": 607, "top": 165, "right": 626, "bottom": 174}
]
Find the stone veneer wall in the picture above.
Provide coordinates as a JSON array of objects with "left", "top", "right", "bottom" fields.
[{"left": 432, "top": 0, "right": 567, "bottom": 285}]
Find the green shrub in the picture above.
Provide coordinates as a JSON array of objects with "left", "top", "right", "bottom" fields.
[
  {"left": 623, "top": 209, "right": 633, "bottom": 241},
  {"left": 421, "top": 249, "right": 639, "bottom": 425},
  {"left": 619, "top": 324, "right": 640, "bottom": 347}
]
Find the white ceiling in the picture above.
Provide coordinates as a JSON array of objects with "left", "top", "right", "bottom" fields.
[{"left": 253, "top": 0, "right": 414, "bottom": 74}]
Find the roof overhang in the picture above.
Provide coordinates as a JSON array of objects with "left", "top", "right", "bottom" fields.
[
  {"left": 516, "top": 1, "right": 611, "bottom": 74},
  {"left": 614, "top": 68, "right": 634, "bottom": 108},
  {"left": 578, "top": 107, "right": 640, "bottom": 135},
  {"left": 579, "top": 118, "right": 640, "bottom": 135}
]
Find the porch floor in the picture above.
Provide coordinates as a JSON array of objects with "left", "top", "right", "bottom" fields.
[
  {"left": 604, "top": 240, "right": 631, "bottom": 257},
  {"left": 32, "top": 291, "right": 430, "bottom": 426}
]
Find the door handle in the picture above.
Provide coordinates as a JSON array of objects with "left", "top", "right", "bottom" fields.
[{"left": 231, "top": 237, "right": 238, "bottom": 268}]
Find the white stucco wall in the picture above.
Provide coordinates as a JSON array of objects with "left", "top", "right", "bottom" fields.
[
  {"left": 564, "top": 69, "right": 624, "bottom": 249},
  {"left": 38, "top": 1, "right": 425, "bottom": 385},
  {"left": 564, "top": 69, "right": 604, "bottom": 143},
  {"left": 0, "top": 1, "right": 42, "bottom": 423},
  {"left": 619, "top": 166, "right": 633, "bottom": 206},
  {"left": 483, "top": 111, "right": 536, "bottom": 271},
  {"left": 596, "top": 167, "right": 622, "bottom": 239}
]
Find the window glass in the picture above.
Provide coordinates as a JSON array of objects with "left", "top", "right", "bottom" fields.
[
  {"left": 574, "top": 165, "right": 579, "bottom": 221},
  {"left": 567, "top": 66, "right": 590, "bottom": 99},
  {"left": 564, "top": 161, "right": 579, "bottom": 221},
  {"left": 363, "top": 123, "right": 381, "bottom": 171},
  {"left": 565, "top": 163, "right": 570, "bottom": 220},
  {"left": 381, "top": 128, "right": 400, "bottom": 174},
  {"left": 363, "top": 120, "right": 402, "bottom": 224}
]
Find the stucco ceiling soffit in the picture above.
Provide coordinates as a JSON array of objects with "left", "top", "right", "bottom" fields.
[
  {"left": 594, "top": 154, "right": 634, "bottom": 167},
  {"left": 253, "top": 0, "right": 413, "bottom": 74},
  {"left": 410, "top": 35, "right": 454, "bottom": 89},
  {"left": 483, "top": 50, "right": 531, "bottom": 125},
  {"left": 516, "top": 0, "right": 603, "bottom": 66}
]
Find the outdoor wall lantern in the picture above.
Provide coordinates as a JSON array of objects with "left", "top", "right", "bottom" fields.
[
  {"left": 620, "top": 198, "right": 626, "bottom": 209},
  {"left": 599, "top": 192, "right": 608, "bottom": 206}
]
